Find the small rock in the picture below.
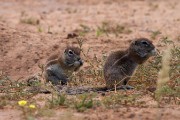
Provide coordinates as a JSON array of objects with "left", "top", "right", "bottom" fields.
[{"left": 66, "top": 32, "right": 78, "bottom": 39}]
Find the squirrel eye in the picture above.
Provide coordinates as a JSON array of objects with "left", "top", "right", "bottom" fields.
[
  {"left": 68, "top": 50, "right": 74, "bottom": 55},
  {"left": 141, "top": 41, "right": 149, "bottom": 46}
]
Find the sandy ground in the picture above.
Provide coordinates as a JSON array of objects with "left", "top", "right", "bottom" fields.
[{"left": 0, "top": 0, "right": 180, "bottom": 120}]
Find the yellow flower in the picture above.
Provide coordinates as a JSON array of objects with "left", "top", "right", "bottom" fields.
[
  {"left": 18, "top": 100, "right": 27, "bottom": 106},
  {"left": 29, "top": 104, "right": 36, "bottom": 109}
]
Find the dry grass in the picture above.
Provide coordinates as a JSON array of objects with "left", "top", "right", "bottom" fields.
[
  {"left": 0, "top": 36, "right": 179, "bottom": 119},
  {"left": 20, "top": 17, "right": 40, "bottom": 25},
  {"left": 96, "top": 21, "right": 132, "bottom": 37}
]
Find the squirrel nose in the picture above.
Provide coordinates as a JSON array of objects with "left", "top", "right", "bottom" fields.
[
  {"left": 77, "top": 57, "right": 83, "bottom": 65},
  {"left": 77, "top": 57, "right": 81, "bottom": 61},
  {"left": 151, "top": 48, "right": 157, "bottom": 56},
  {"left": 79, "top": 59, "right": 83, "bottom": 66}
]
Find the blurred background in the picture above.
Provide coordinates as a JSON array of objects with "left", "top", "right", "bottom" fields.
[{"left": 0, "top": 0, "right": 180, "bottom": 81}]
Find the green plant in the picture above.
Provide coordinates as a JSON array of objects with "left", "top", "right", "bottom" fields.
[
  {"left": 102, "top": 93, "right": 141, "bottom": 108},
  {"left": 37, "top": 26, "right": 43, "bottom": 32},
  {"left": 0, "top": 99, "right": 7, "bottom": 109},
  {"left": 158, "top": 36, "right": 175, "bottom": 46},
  {"left": 96, "top": 21, "right": 132, "bottom": 37},
  {"left": 68, "top": 38, "right": 106, "bottom": 87},
  {"left": 154, "top": 46, "right": 180, "bottom": 104},
  {"left": 47, "top": 94, "right": 67, "bottom": 109},
  {"left": 20, "top": 17, "right": 40, "bottom": 25},
  {"left": 149, "top": 2, "right": 159, "bottom": 10},
  {"left": 78, "top": 24, "right": 91, "bottom": 36},
  {"left": 151, "top": 30, "right": 161, "bottom": 39},
  {"left": 74, "top": 95, "right": 93, "bottom": 112},
  {"left": 0, "top": 74, "right": 37, "bottom": 100},
  {"left": 17, "top": 100, "right": 37, "bottom": 119},
  {"left": 47, "top": 26, "right": 53, "bottom": 34}
]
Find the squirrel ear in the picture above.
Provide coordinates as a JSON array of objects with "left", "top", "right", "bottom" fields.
[{"left": 132, "top": 40, "right": 138, "bottom": 45}]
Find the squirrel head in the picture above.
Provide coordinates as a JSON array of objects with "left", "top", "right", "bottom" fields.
[
  {"left": 62, "top": 46, "right": 83, "bottom": 68},
  {"left": 129, "top": 38, "right": 156, "bottom": 64}
]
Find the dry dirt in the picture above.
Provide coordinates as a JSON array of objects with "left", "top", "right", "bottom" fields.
[{"left": 0, "top": 0, "right": 180, "bottom": 120}]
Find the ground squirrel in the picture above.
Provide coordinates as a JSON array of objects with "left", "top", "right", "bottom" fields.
[
  {"left": 103, "top": 38, "right": 156, "bottom": 89},
  {"left": 44, "top": 46, "right": 83, "bottom": 85}
]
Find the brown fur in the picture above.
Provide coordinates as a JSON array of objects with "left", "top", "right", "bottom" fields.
[
  {"left": 104, "top": 38, "right": 156, "bottom": 88},
  {"left": 44, "top": 46, "right": 83, "bottom": 85},
  {"left": 46, "top": 46, "right": 81, "bottom": 63}
]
